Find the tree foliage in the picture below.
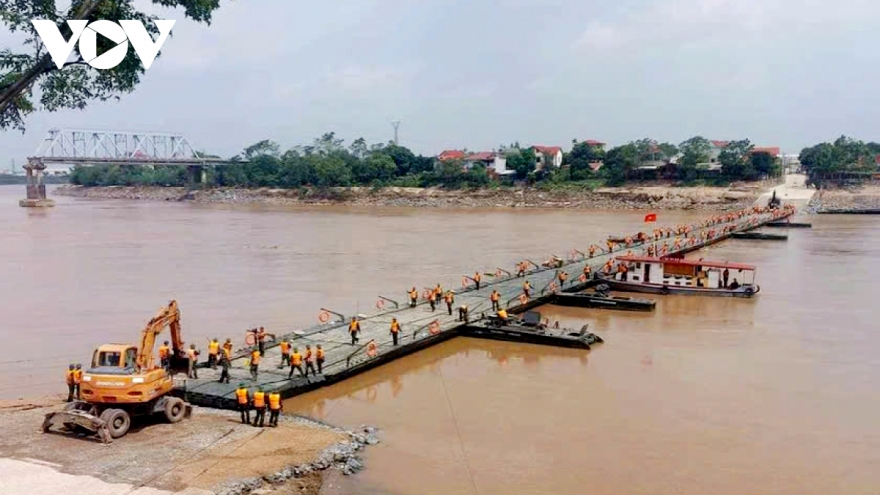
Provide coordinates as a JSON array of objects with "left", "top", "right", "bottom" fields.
[
  {"left": 0, "top": 0, "right": 222, "bottom": 131},
  {"left": 799, "top": 135, "right": 877, "bottom": 187},
  {"left": 678, "top": 136, "right": 712, "bottom": 181},
  {"left": 718, "top": 139, "right": 754, "bottom": 180},
  {"left": 564, "top": 141, "right": 604, "bottom": 180}
]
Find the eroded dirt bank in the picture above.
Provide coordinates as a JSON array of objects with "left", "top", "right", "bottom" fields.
[{"left": 54, "top": 183, "right": 766, "bottom": 211}]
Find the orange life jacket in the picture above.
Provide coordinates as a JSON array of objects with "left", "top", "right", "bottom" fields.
[
  {"left": 158, "top": 345, "right": 170, "bottom": 358},
  {"left": 305, "top": 349, "right": 313, "bottom": 362},
  {"left": 251, "top": 350, "right": 261, "bottom": 365},
  {"left": 208, "top": 341, "right": 219, "bottom": 356},
  {"left": 280, "top": 341, "right": 290, "bottom": 355},
  {"left": 73, "top": 369, "right": 83, "bottom": 384},
  {"left": 269, "top": 393, "right": 281, "bottom": 411},
  {"left": 490, "top": 291, "right": 499, "bottom": 302},
  {"left": 236, "top": 388, "right": 249, "bottom": 405},
  {"left": 253, "top": 391, "right": 266, "bottom": 408},
  {"left": 66, "top": 369, "right": 76, "bottom": 385},
  {"left": 390, "top": 321, "right": 400, "bottom": 333},
  {"left": 316, "top": 348, "right": 325, "bottom": 360},
  {"left": 291, "top": 352, "right": 302, "bottom": 366}
]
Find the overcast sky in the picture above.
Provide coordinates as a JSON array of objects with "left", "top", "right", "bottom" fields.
[{"left": 2, "top": 0, "right": 880, "bottom": 166}]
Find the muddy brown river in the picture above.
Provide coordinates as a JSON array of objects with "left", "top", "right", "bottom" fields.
[{"left": 2, "top": 185, "right": 879, "bottom": 494}]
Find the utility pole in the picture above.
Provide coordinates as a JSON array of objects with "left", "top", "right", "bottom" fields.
[{"left": 391, "top": 121, "right": 401, "bottom": 146}]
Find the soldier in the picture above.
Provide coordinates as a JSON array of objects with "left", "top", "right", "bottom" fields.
[
  {"left": 218, "top": 352, "right": 231, "bottom": 384},
  {"left": 268, "top": 391, "right": 282, "bottom": 427},
  {"left": 235, "top": 383, "right": 251, "bottom": 424},
  {"left": 316, "top": 345, "right": 325, "bottom": 374},
  {"left": 252, "top": 387, "right": 267, "bottom": 427},
  {"left": 304, "top": 345, "right": 317, "bottom": 376}
]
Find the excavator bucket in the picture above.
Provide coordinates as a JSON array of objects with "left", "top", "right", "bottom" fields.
[{"left": 42, "top": 402, "right": 112, "bottom": 444}]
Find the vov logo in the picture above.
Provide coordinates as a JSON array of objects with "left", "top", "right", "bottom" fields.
[{"left": 32, "top": 19, "right": 175, "bottom": 70}]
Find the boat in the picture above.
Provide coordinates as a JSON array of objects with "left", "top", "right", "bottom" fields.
[
  {"left": 598, "top": 255, "right": 760, "bottom": 298},
  {"left": 550, "top": 284, "right": 656, "bottom": 311},
  {"left": 464, "top": 311, "right": 603, "bottom": 349}
]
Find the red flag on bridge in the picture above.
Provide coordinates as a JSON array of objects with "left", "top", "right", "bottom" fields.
[{"left": 644, "top": 212, "right": 657, "bottom": 223}]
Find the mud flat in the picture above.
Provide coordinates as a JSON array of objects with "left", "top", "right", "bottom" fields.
[
  {"left": 54, "top": 183, "right": 762, "bottom": 211},
  {"left": 0, "top": 397, "right": 378, "bottom": 495}
]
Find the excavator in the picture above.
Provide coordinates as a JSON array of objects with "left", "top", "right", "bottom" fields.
[{"left": 42, "top": 300, "right": 193, "bottom": 443}]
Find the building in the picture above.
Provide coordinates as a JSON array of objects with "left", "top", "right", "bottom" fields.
[
  {"left": 708, "top": 140, "right": 729, "bottom": 164},
  {"left": 532, "top": 145, "right": 563, "bottom": 171},
  {"left": 751, "top": 147, "right": 781, "bottom": 158},
  {"left": 582, "top": 140, "right": 606, "bottom": 150},
  {"left": 464, "top": 152, "right": 511, "bottom": 175},
  {"left": 437, "top": 150, "right": 466, "bottom": 162}
]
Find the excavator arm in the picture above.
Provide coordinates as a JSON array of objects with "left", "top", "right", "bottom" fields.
[{"left": 136, "top": 300, "right": 181, "bottom": 372}]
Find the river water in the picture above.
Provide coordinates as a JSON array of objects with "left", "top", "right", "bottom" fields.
[{"left": 2, "top": 185, "right": 879, "bottom": 494}]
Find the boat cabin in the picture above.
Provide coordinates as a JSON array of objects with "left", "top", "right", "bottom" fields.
[{"left": 612, "top": 256, "right": 757, "bottom": 289}]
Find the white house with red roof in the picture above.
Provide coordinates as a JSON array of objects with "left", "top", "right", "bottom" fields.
[
  {"left": 464, "top": 151, "right": 511, "bottom": 175},
  {"left": 532, "top": 145, "right": 563, "bottom": 170}
]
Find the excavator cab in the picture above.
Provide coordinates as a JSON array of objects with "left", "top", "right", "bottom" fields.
[{"left": 89, "top": 345, "right": 138, "bottom": 375}]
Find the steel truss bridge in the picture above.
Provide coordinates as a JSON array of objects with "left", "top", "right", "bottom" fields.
[
  {"left": 29, "top": 128, "right": 230, "bottom": 166},
  {"left": 20, "top": 128, "right": 237, "bottom": 206}
]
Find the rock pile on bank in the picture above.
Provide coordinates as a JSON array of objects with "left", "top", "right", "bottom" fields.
[{"left": 55, "top": 184, "right": 761, "bottom": 211}]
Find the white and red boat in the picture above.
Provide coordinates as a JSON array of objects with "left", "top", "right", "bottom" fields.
[{"left": 599, "top": 255, "right": 760, "bottom": 298}]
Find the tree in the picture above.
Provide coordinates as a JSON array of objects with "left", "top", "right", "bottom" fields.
[
  {"left": 0, "top": 0, "right": 222, "bottom": 131},
  {"left": 506, "top": 148, "right": 536, "bottom": 180},
  {"left": 564, "top": 141, "right": 603, "bottom": 180},
  {"left": 380, "top": 144, "right": 416, "bottom": 176},
  {"left": 750, "top": 151, "right": 778, "bottom": 179},
  {"left": 799, "top": 135, "right": 875, "bottom": 187},
  {"left": 242, "top": 140, "right": 280, "bottom": 160},
  {"left": 718, "top": 139, "right": 754, "bottom": 180},
  {"left": 602, "top": 144, "right": 639, "bottom": 186},
  {"left": 678, "top": 136, "right": 712, "bottom": 181}
]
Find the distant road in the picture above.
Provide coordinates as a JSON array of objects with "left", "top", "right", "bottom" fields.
[{"left": 755, "top": 174, "right": 815, "bottom": 209}]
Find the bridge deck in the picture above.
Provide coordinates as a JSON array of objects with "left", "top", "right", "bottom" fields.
[{"left": 173, "top": 208, "right": 793, "bottom": 409}]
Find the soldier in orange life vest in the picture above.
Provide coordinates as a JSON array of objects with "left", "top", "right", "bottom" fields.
[
  {"left": 288, "top": 347, "right": 304, "bottom": 379},
  {"left": 390, "top": 317, "right": 400, "bottom": 346},
  {"left": 187, "top": 344, "right": 200, "bottom": 379},
  {"left": 523, "top": 280, "right": 531, "bottom": 299},
  {"left": 208, "top": 338, "right": 220, "bottom": 369},
  {"left": 558, "top": 270, "right": 568, "bottom": 287},
  {"left": 304, "top": 345, "right": 316, "bottom": 376},
  {"left": 316, "top": 345, "right": 325, "bottom": 374},
  {"left": 490, "top": 290, "right": 500, "bottom": 311},
  {"left": 249, "top": 348, "right": 261, "bottom": 381},
  {"left": 349, "top": 317, "right": 361, "bottom": 345},
  {"left": 473, "top": 271, "right": 481, "bottom": 290},
  {"left": 444, "top": 291, "right": 455, "bottom": 316},
  {"left": 218, "top": 351, "right": 231, "bottom": 384},
  {"left": 278, "top": 339, "right": 290, "bottom": 369},
  {"left": 268, "top": 391, "right": 282, "bottom": 427},
  {"left": 222, "top": 338, "right": 233, "bottom": 361},
  {"left": 517, "top": 261, "right": 526, "bottom": 277},
  {"left": 428, "top": 290, "right": 436, "bottom": 312},
  {"left": 65, "top": 364, "right": 76, "bottom": 402},
  {"left": 409, "top": 287, "right": 419, "bottom": 308},
  {"left": 235, "top": 383, "right": 251, "bottom": 424},
  {"left": 73, "top": 364, "right": 83, "bottom": 400},
  {"left": 583, "top": 264, "right": 592, "bottom": 278},
  {"left": 252, "top": 387, "right": 267, "bottom": 427},
  {"left": 159, "top": 341, "right": 171, "bottom": 372}
]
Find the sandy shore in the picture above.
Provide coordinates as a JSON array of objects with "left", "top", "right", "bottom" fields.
[
  {"left": 53, "top": 183, "right": 770, "bottom": 211},
  {"left": 0, "top": 397, "right": 378, "bottom": 495}
]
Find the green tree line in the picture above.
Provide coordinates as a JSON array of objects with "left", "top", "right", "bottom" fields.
[
  {"left": 798, "top": 136, "right": 880, "bottom": 187},
  {"left": 70, "top": 133, "right": 785, "bottom": 189}
]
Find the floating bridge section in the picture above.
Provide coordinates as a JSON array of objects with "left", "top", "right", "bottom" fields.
[{"left": 174, "top": 207, "right": 794, "bottom": 409}]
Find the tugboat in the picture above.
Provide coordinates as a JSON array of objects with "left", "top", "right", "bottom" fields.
[
  {"left": 464, "top": 310, "right": 603, "bottom": 349},
  {"left": 599, "top": 255, "right": 760, "bottom": 298}
]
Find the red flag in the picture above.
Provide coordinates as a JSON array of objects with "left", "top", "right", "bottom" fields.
[{"left": 644, "top": 213, "right": 657, "bottom": 223}]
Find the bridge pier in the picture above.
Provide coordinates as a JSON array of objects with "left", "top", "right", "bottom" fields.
[
  {"left": 19, "top": 159, "right": 55, "bottom": 208},
  {"left": 186, "top": 165, "right": 207, "bottom": 189}
]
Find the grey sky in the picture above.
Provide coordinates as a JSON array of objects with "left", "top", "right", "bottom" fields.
[{"left": 2, "top": 0, "right": 880, "bottom": 165}]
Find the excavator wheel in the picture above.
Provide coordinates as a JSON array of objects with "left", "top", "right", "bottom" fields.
[
  {"left": 163, "top": 397, "right": 187, "bottom": 423},
  {"left": 100, "top": 408, "right": 131, "bottom": 439}
]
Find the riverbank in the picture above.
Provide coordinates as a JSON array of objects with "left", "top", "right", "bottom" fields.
[
  {"left": 0, "top": 397, "right": 378, "bottom": 495},
  {"left": 53, "top": 183, "right": 767, "bottom": 211},
  {"left": 806, "top": 184, "right": 880, "bottom": 212}
]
